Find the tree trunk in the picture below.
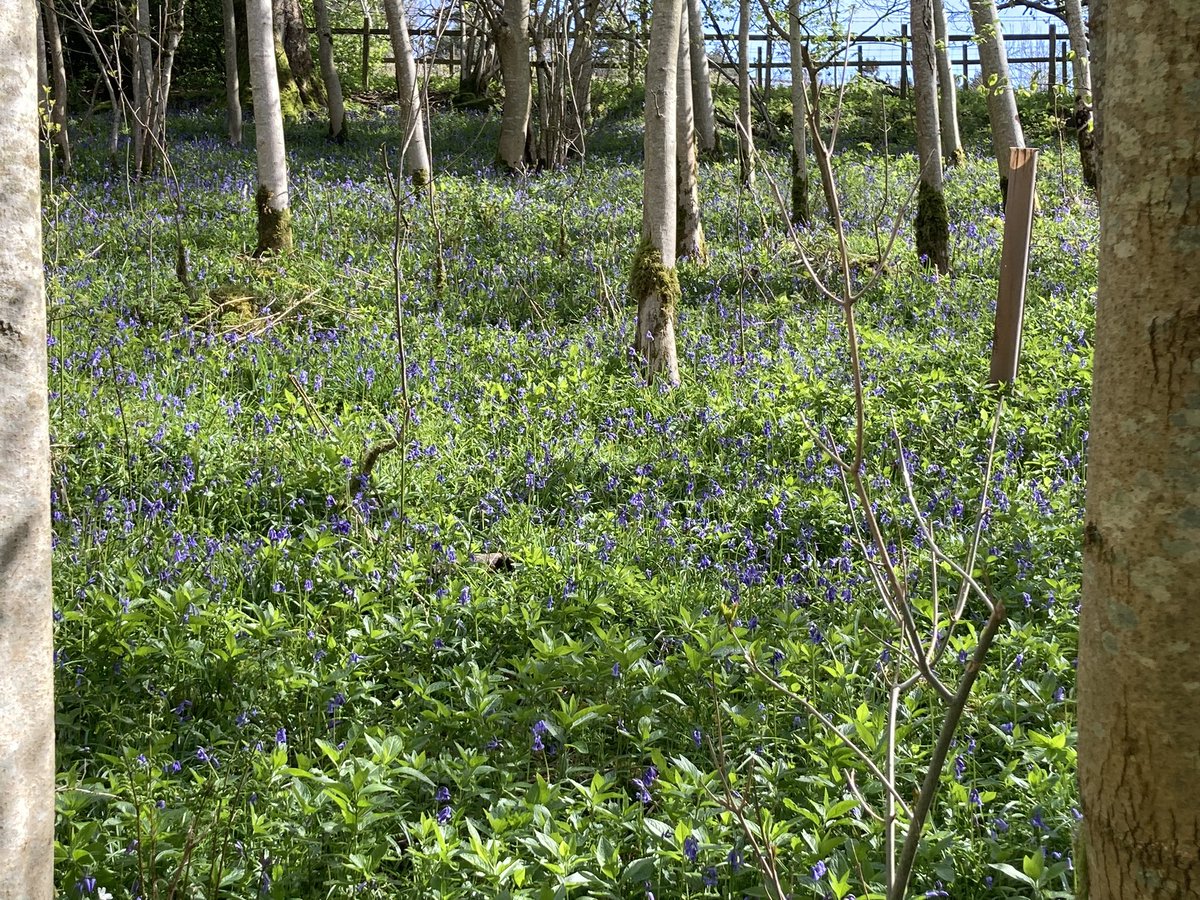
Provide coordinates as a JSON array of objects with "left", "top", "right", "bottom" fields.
[
  {"left": 968, "top": 0, "right": 1025, "bottom": 198},
  {"left": 675, "top": 3, "right": 704, "bottom": 261},
  {"left": 787, "top": 0, "right": 809, "bottom": 226},
  {"left": 274, "top": 0, "right": 324, "bottom": 108},
  {"left": 912, "top": 0, "right": 949, "bottom": 272},
  {"left": 132, "top": 0, "right": 154, "bottom": 174},
  {"left": 0, "top": 3, "right": 55, "bottom": 895},
  {"left": 146, "top": 0, "right": 185, "bottom": 173},
  {"left": 222, "top": 0, "right": 243, "bottom": 145},
  {"left": 382, "top": 0, "right": 432, "bottom": 185},
  {"left": 630, "top": 0, "right": 682, "bottom": 386},
  {"left": 1063, "top": 0, "right": 1097, "bottom": 192},
  {"left": 496, "top": 0, "right": 533, "bottom": 172},
  {"left": 564, "top": 0, "right": 600, "bottom": 157},
  {"left": 35, "top": 2, "right": 47, "bottom": 134},
  {"left": 40, "top": 0, "right": 70, "bottom": 171},
  {"left": 932, "top": 0, "right": 962, "bottom": 166},
  {"left": 736, "top": 0, "right": 754, "bottom": 186},
  {"left": 247, "top": 0, "right": 293, "bottom": 254},
  {"left": 312, "top": 0, "right": 346, "bottom": 142},
  {"left": 687, "top": 0, "right": 718, "bottom": 157},
  {"left": 1078, "top": 0, "right": 1200, "bottom": 896}
]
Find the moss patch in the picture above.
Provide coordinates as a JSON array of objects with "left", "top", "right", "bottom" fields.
[
  {"left": 915, "top": 180, "right": 950, "bottom": 273},
  {"left": 275, "top": 43, "right": 305, "bottom": 123},
  {"left": 790, "top": 150, "right": 811, "bottom": 227},
  {"left": 628, "top": 237, "right": 681, "bottom": 312},
  {"left": 255, "top": 185, "right": 294, "bottom": 256},
  {"left": 410, "top": 167, "right": 431, "bottom": 189}
]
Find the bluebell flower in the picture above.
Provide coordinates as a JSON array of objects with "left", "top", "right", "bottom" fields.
[
  {"left": 684, "top": 834, "right": 699, "bottom": 862},
  {"left": 811, "top": 859, "right": 827, "bottom": 880}
]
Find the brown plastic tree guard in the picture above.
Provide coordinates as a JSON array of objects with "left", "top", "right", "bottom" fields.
[{"left": 989, "top": 147, "right": 1039, "bottom": 386}]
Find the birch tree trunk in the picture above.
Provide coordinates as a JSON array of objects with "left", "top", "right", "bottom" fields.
[
  {"left": 687, "top": 0, "right": 718, "bottom": 157},
  {"left": 630, "top": 0, "right": 682, "bottom": 386},
  {"left": 41, "top": 0, "right": 70, "bottom": 171},
  {"left": 675, "top": 3, "right": 704, "bottom": 261},
  {"left": 382, "top": 0, "right": 432, "bottom": 185},
  {"left": 912, "top": 0, "right": 948, "bottom": 272},
  {"left": 564, "top": 0, "right": 600, "bottom": 157},
  {"left": 247, "top": 0, "right": 293, "bottom": 253},
  {"left": 35, "top": 2, "right": 48, "bottom": 133},
  {"left": 312, "top": 0, "right": 347, "bottom": 142},
  {"left": 932, "top": 0, "right": 962, "bottom": 166},
  {"left": 222, "top": 0, "right": 243, "bottom": 145},
  {"left": 0, "top": 3, "right": 55, "bottom": 895},
  {"left": 968, "top": 0, "right": 1025, "bottom": 197},
  {"left": 274, "top": 0, "right": 324, "bottom": 108},
  {"left": 787, "top": 0, "right": 809, "bottom": 226},
  {"left": 736, "top": 0, "right": 754, "bottom": 186},
  {"left": 1078, "top": 0, "right": 1200, "bottom": 895},
  {"left": 146, "top": 0, "right": 185, "bottom": 173},
  {"left": 496, "top": 0, "right": 533, "bottom": 172},
  {"left": 1063, "top": 0, "right": 1097, "bottom": 192}
]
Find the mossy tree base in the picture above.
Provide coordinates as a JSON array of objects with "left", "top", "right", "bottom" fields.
[
  {"left": 790, "top": 150, "right": 811, "bottom": 227},
  {"left": 915, "top": 180, "right": 950, "bottom": 273},
  {"left": 255, "top": 186, "right": 293, "bottom": 256},
  {"left": 629, "top": 237, "right": 682, "bottom": 385}
]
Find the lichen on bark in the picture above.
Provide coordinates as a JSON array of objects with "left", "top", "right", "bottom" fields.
[{"left": 255, "top": 185, "right": 293, "bottom": 255}]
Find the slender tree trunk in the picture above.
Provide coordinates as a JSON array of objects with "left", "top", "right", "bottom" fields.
[
  {"left": 274, "top": 0, "right": 324, "bottom": 108},
  {"left": 247, "top": 0, "right": 293, "bottom": 253},
  {"left": 1078, "top": 0, "right": 1200, "bottom": 895},
  {"left": 382, "top": 0, "right": 432, "bottom": 185},
  {"left": 312, "top": 0, "right": 346, "bottom": 142},
  {"left": 40, "top": 0, "right": 70, "bottom": 171},
  {"left": 932, "top": 0, "right": 962, "bottom": 165},
  {"left": 736, "top": 0, "right": 754, "bottom": 186},
  {"left": 132, "top": 0, "right": 154, "bottom": 174},
  {"left": 675, "top": 3, "right": 704, "bottom": 261},
  {"left": 687, "top": 0, "right": 718, "bottom": 157},
  {"left": 496, "top": 0, "right": 533, "bottom": 172},
  {"left": 787, "top": 0, "right": 809, "bottom": 226},
  {"left": 968, "top": 0, "right": 1025, "bottom": 197},
  {"left": 0, "top": 3, "right": 55, "bottom": 895},
  {"left": 630, "top": 0, "right": 682, "bottom": 386},
  {"left": 35, "top": 2, "right": 48, "bottom": 134},
  {"left": 1063, "top": 0, "right": 1097, "bottom": 192},
  {"left": 912, "top": 0, "right": 949, "bottom": 271},
  {"left": 145, "top": 0, "right": 185, "bottom": 173},
  {"left": 222, "top": 0, "right": 243, "bottom": 144},
  {"left": 564, "top": 0, "right": 599, "bottom": 157}
]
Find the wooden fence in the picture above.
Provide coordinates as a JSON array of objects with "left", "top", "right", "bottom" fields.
[{"left": 334, "top": 21, "right": 1074, "bottom": 97}]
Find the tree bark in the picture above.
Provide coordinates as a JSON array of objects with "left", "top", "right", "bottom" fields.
[
  {"left": 1078, "top": 0, "right": 1200, "bottom": 896},
  {"left": 912, "top": 0, "right": 949, "bottom": 272},
  {"left": 496, "top": 0, "right": 533, "bottom": 172},
  {"left": 787, "top": 0, "right": 809, "bottom": 226},
  {"left": 222, "top": 0, "right": 243, "bottom": 145},
  {"left": 312, "top": 0, "right": 346, "bottom": 142},
  {"left": 274, "top": 0, "right": 324, "bottom": 108},
  {"left": 132, "top": 0, "right": 154, "bottom": 174},
  {"left": 1063, "top": 0, "right": 1097, "bottom": 192},
  {"left": 35, "top": 2, "right": 48, "bottom": 133},
  {"left": 686, "top": 0, "right": 718, "bottom": 157},
  {"left": 630, "top": 0, "right": 682, "bottom": 386},
  {"left": 247, "top": 0, "right": 293, "bottom": 254},
  {"left": 40, "top": 0, "right": 70, "bottom": 171},
  {"left": 736, "top": 0, "right": 754, "bottom": 186},
  {"left": 968, "top": 0, "right": 1025, "bottom": 197},
  {"left": 382, "top": 0, "right": 432, "bottom": 185},
  {"left": 564, "top": 0, "right": 600, "bottom": 157},
  {"left": 0, "top": 3, "right": 55, "bottom": 895},
  {"left": 932, "top": 0, "right": 962, "bottom": 166},
  {"left": 675, "top": 3, "right": 704, "bottom": 261}
]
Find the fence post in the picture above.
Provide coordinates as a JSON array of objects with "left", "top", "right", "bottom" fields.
[
  {"left": 1048, "top": 24, "right": 1056, "bottom": 89},
  {"left": 361, "top": 17, "right": 370, "bottom": 90},
  {"left": 765, "top": 36, "right": 773, "bottom": 90},
  {"left": 899, "top": 23, "right": 908, "bottom": 98},
  {"left": 857, "top": 44, "right": 863, "bottom": 72},
  {"left": 1061, "top": 41, "right": 1068, "bottom": 85},
  {"left": 961, "top": 41, "right": 969, "bottom": 82}
]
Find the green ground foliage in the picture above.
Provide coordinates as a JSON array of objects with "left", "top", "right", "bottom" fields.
[{"left": 47, "top": 94, "right": 1094, "bottom": 898}]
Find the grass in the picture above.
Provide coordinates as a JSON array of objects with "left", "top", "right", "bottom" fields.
[{"left": 47, "top": 90, "right": 1094, "bottom": 899}]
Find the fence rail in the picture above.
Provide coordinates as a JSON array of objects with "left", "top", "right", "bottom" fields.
[{"left": 331, "top": 21, "right": 1073, "bottom": 97}]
